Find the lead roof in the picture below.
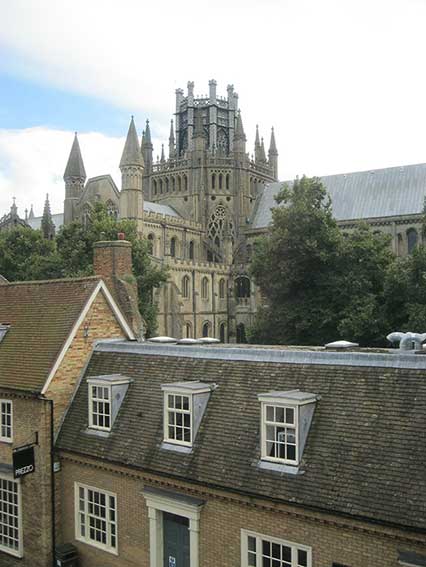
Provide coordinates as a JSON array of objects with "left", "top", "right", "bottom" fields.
[
  {"left": 57, "top": 341, "right": 426, "bottom": 531},
  {"left": 251, "top": 162, "right": 426, "bottom": 229}
]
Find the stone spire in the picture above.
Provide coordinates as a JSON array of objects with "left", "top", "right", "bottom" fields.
[
  {"left": 234, "top": 111, "right": 246, "bottom": 141},
  {"left": 254, "top": 125, "right": 262, "bottom": 163},
  {"left": 141, "top": 119, "right": 153, "bottom": 173},
  {"left": 119, "top": 117, "right": 144, "bottom": 231},
  {"left": 268, "top": 127, "right": 279, "bottom": 180},
  {"left": 64, "top": 133, "right": 86, "bottom": 181},
  {"left": 160, "top": 144, "right": 165, "bottom": 163},
  {"left": 169, "top": 119, "right": 176, "bottom": 159},
  {"left": 120, "top": 116, "right": 144, "bottom": 168},
  {"left": 64, "top": 133, "right": 86, "bottom": 225},
  {"left": 28, "top": 205, "right": 34, "bottom": 220},
  {"left": 260, "top": 137, "right": 267, "bottom": 162},
  {"left": 41, "top": 194, "right": 55, "bottom": 239}
]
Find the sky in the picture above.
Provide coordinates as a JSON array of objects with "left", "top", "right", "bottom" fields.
[{"left": 2, "top": 0, "right": 426, "bottom": 216}]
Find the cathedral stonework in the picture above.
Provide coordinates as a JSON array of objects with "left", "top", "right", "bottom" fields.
[{"left": 2, "top": 80, "right": 425, "bottom": 341}]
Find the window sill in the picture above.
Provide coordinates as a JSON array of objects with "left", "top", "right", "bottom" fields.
[
  {"left": 84, "top": 428, "right": 111, "bottom": 439},
  {"left": 0, "top": 546, "right": 23, "bottom": 559},
  {"left": 76, "top": 537, "right": 118, "bottom": 556},
  {"left": 160, "top": 442, "right": 193, "bottom": 454},
  {"left": 256, "top": 459, "right": 303, "bottom": 476}
]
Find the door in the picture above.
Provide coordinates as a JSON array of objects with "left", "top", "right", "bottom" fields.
[{"left": 163, "top": 512, "right": 190, "bottom": 567}]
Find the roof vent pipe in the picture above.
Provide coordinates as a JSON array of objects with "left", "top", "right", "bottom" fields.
[{"left": 386, "top": 332, "right": 426, "bottom": 350}]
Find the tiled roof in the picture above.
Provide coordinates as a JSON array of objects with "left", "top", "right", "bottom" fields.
[
  {"left": 0, "top": 277, "right": 101, "bottom": 392},
  {"left": 57, "top": 342, "right": 426, "bottom": 531},
  {"left": 251, "top": 163, "right": 426, "bottom": 229}
]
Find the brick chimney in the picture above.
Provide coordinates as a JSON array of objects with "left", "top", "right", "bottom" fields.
[{"left": 93, "top": 240, "right": 143, "bottom": 339}]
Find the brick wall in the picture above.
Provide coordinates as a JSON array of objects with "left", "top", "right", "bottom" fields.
[
  {"left": 0, "top": 394, "right": 53, "bottom": 567},
  {"left": 58, "top": 454, "right": 426, "bottom": 567},
  {"left": 45, "top": 289, "right": 127, "bottom": 433}
]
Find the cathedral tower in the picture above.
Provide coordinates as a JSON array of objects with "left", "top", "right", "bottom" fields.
[
  {"left": 119, "top": 117, "right": 144, "bottom": 232},
  {"left": 64, "top": 133, "right": 86, "bottom": 225}
]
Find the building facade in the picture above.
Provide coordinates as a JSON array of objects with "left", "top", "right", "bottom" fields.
[
  {"left": 3, "top": 80, "right": 426, "bottom": 340},
  {"left": 56, "top": 340, "right": 426, "bottom": 567}
]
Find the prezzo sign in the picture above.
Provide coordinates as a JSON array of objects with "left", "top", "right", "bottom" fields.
[{"left": 13, "top": 445, "right": 35, "bottom": 479}]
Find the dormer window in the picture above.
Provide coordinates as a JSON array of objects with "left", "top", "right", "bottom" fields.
[
  {"left": 88, "top": 375, "right": 132, "bottom": 433},
  {"left": 258, "top": 390, "right": 319, "bottom": 467},
  {"left": 161, "top": 381, "right": 216, "bottom": 449}
]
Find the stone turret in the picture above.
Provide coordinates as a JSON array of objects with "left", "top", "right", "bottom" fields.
[
  {"left": 268, "top": 127, "right": 278, "bottom": 180},
  {"left": 41, "top": 194, "right": 55, "bottom": 240},
  {"left": 64, "top": 133, "right": 86, "bottom": 225},
  {"left": 119, "top": 117, "right": 144, "bottom": 232}
]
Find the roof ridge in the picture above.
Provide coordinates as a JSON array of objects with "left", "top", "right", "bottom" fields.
[{"left": 3, "top": 275, "right": 101, "bottom": 287}]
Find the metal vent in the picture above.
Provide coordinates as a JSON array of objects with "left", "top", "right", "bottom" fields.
[{"left": 386, "top": 332, "right": 426, "bottom": 351}]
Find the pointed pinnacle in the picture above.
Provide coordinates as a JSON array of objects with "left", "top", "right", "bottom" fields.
[
  {"left": 64, "top": 132, "right": 86, "bottom": 180},
  {"left": 120, "top": 116, "right": 144, "bottom": 168},
  {"left": 269, "top": 126, "right": 278, "bottom": 154},
  {"left": 234, "top": 110, "right": 246, "bottom": 141}
]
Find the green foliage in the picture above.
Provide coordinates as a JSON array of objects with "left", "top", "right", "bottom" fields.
[
  {"left": 0, "top": 203, "right": 167, "bottom": 337},
  {"left": 249, "top": 176, "right": 396, "bottom": 346}
]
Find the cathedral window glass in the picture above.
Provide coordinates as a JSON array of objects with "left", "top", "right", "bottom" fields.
[
  {"left": 153, "top": 180, "right": 157, "bottom": 195},
  {"left": 201, "top": 277, "right": 209, "bottom": 300},
  {"left": 407, "top": 228, "right": 418, "bottom": 254},
  {"left": 212, "top": 174, "right": 216, "bottom": 190},
  {"left": 178, "top": 177, "right": 182, "bottom": 191},
  {"left": 147, "top": 234, "right": 155, "bottom": 255},
  {"left": 184, "top": 175, "right": 188, "bottom": 191},
  {"left": 207, "top": 205, "right": 235, "bottom": 249},
  {"left": 219, "top": 174, "right": 223, "bottom": 190},
  {"left": 182, "top": 276, "right": 190, "bottom": 299},
  {"left": 236, "top": 323, "right": 247, "bottom": 344},
  {"left": 185, "top": 322, "right": 192, "bottom": 338},
  {"left": 235, "top": 276, "right": 251, "bottom": 300},
  {"left": 219, "top": 322, "right": 226, "bottom": 343},
  {"left": 219, "top": 278, "right": 226, "bottom": 299},
  {"left": 172, "top": 177, "right": 175, "bottom": 192},
  {"left": 202, "top": 321, "right": 211, "bottom": 337},
  {"left": 189, "top": 240, "right": 195, "bottom": 260},
  {"left": 160, "top": 180, "right": 163, "bottom": 194},
  {"left": 106, "top": 200, "right": 118, "bottom": 219},
  {"left": 170, "top": 237, "right": 177, "bottom": 258},
  {"left": 226, "top": 174, "right": 230, "bottom": 190},
  {"left": 217, "top": 128, "right": 228, "bottom": 155}
]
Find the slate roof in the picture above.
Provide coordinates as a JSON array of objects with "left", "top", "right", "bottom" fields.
[
  {"left": 57, "top": 341, "right": 426, "bottom": 532},
  {"left": 27, "top": 213, "right": 64, "bottom": 231},
  {"left": 0, "top": 277, "right": 101, "bottom": 392},
  {"left": 251, "top": 162, "right": 426, "bottom": 229}
]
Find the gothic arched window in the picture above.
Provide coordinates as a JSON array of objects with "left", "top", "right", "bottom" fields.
[
  {"left": 178, "top": 176, "right": 182, "bottom": 191},
  {"left": 219, "top": 174, "right": 223, "bottom": 190},
  {"left": 219, "top": 322, "right": 226, "bottom": 343},
  {"left": 153, "top": 180, "right": 157, "bottom": 195},
  {"left": 184, "top": 175, "right": 188, "bottom": 191},
  {"left": 189, "top": 240, "right": 194, "bottom": 260},
  {"left": 182, "top": 275, "right": 190, "bottom": 299},
  {"left": 236, "top": 323, "right": 247, "bottom": 344},
  {"left": 106, "top": 200, "right": 118, "bottom": 219},
  {"left": 185, "top": 322, "right": 192, "bottom": 338},
  {"left": 217, "top": 128, "right": 228, "bottom": 155},
  {"left": 159, "top": 179, "right": 163, "bottom": 194},
  {"left": 201, "top": 277, "right": 209, "bottom": 300},
  {"left": 212, "top": 174, "right": 216, "bottom": 190},
  {"left": 147, "top": 233, "right": 155, "bottom": 255},
  {"left": 219, "top": 278, "right": 226, "bottom": 299},
  {"left": 165, "top": 177, "right": 169, "bottom": 193},
  {"left": 207, "top": 204, "right": 235, "bottom": 249},
  {"left": 235, "top": 276, "right": 251, "bottom": 298},
  {"left": 172, "top": 177, "right": 175, "bottom": 192},
  {"left": 170, "top": 237, "right": 177, "bottom": 258},
  {"left": 407, "top": 228, "right": 418, "bottom": 254},
  {"left": 202, "top": 321, "right": 211, "bottom": 338},
  {"left": 226, "top": 174, "right": 230, "bottom": 190}
]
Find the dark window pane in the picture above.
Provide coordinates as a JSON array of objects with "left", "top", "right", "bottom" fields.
[
  {"left": 298, "top": 549, "right": 308, "bottom": 566},
  {"left": 248, "top": 536, "right": 256, "bottom": 552},
  {"left": 287, "top": 444, "right": 296, "bottom": 461},
  {"left": 262, "top": 540, "right": 270, "bottom": 556},
  {"left": 271, "top": 542, "right": 280, "bottom": 558},
  {"left": 282, "top": 545, "right": 292, "bottom": 562}
]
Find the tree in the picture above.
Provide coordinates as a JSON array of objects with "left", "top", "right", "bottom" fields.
[
  {"left": 250, "top": 176, "right": 342, "bottom": 345},
  {"left": 55, "top": 203, "right": 168, "bottom": 336},
  {"left": 250, "top": 176, "right": 395, "bottom": 346},
  {"left": 0, "top": 203, "right": 167, "bottom": 337},
  {"left": 0, "top": 227, "right": 63, "bottom": 281}
]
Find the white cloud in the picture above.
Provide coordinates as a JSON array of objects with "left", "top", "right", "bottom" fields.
[{"left": 2, "top": 0, "right": 426, "bottom": 197}]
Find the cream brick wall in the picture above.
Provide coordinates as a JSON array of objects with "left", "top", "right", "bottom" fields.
[{"left": 58, "top": 454, "right": 426, "bottom": 567}]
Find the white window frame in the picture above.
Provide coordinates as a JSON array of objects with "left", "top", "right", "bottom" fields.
[
  {"left": 163, "top": 391, "right": 193, "bottom": 447},
  {"left": 75, "top": 482, "right": 118, "bottom": 555},
  {"left": 241, "top": 529, "right": 311, "bottom": 567},
  {"left": 0, "top": 474, "right": 23, "bottom": 558},
  {"left": 0, "top": 400, "right": 13, "bottom": 442},
  {"left": 260, "top": 402, "right": 298, "bottom": 465},
  {"left": 88, "top": 383, "right": 112, "bottom": 432}
]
